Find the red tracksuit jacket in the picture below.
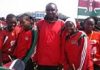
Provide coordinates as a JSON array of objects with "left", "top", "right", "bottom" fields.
[
  {"left": 33, "top": 19, "right": 64, "bottom": 66},
  {"left": 2, "top": 31, "right": 17, "bottom": 63},
  {"left": 1, "top": 26, "right": 21, "bottom": 63},
  {"left": 88, "top": 31, "right": 100, "bottom": 66},
  {"left": 13, "top": 30, "right": 32, "bottom": 59},
  {"left": 61, "top": 30, "right": 93, "bottom": 70}
]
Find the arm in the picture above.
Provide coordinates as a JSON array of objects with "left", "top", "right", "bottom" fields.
[
  {"left": 86, "top": 40, "right": 94, "bottom": 70},
  {"left": 60, "top": 31, "right": 75, "bottom": 70},
  {"left": 23, "top": 30, "right": 38, "bottom": 63},
  {"left": 77, "top": 35, "right": 88, "bottom": 70}
]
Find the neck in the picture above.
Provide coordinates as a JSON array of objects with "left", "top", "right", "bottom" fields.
[
  {"left": 70, "top": 30, "right": 78, "bottom": 35},
  {"left": 85, "top": 30, "right": 93, "bottom": 34},
  {"left": 65, "top": 30, "right": 78, "bottom": 40},
  {"left": 44, "top": 15, "right": 58, "bottom": 23}
]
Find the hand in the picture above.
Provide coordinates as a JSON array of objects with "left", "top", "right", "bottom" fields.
[
  {"left": 57, "top": 64, "right": 63, "bottom": 70},
  {"left": 93, "top": 58, "right": 100, "bottom": 62},
  {"left": 68, "top": 67, "right": 74, "bottom": 70},
  {"left": 0, "top": 62, "right": 3, "bottom": 66},
  {"left": 68, "top": 66, "right": 75, "bottom": 70},
  {"left": 32, "top": 62, "right": 37, "bottom": 70}
]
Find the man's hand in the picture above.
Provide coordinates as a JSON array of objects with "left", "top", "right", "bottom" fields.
[{"left": 93, "top": 58, "right": 100, "bottom": 62}]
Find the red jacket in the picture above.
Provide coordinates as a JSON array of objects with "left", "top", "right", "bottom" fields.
[
  {"left": 0, "top": 30, "right": 6, "bottom": 50},
  {"left": 13, "top": 30, "right": 32, "bottom": 59},
  {"left": 33, "top": 19, "right": 64, "bottom": 66},
  {"left": 61, "top": 30, "right": 93, "bottom": 70},
  {"left": 0, "top": 30, "right": 6, "bottom": 63},
  {"left": 88, "top": 31, "right": 100, "bottom": 66},
  {"left": 1, "top": 26, "right": 21, "bottom": 63}
]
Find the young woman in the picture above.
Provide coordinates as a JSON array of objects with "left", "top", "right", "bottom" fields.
[{"left": 61, "top": 18, "right": 93, "bottom": 70}]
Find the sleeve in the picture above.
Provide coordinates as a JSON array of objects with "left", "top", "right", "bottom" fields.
[
  {"left": 87, "top": 40, "right": 94, "bottom": 70},
  {"left": 60, "top": 31, "right": 70, "bottom": 70},
  {"left": 36, "top": 20, "right": 43, "bottom": 28},
  {"left": 23, "top": 30, "right": 38, "bottom": 63},
  {"left": 0, "top": 31, "right": 6, "bottom": 50},
  {"left": 83, "top": 39, "right": 94, "bottom": 70},
  {"left": 31, "top": 46, "right": 38, "bottom": 63},
  {"left": 95, "top": 35, "right": 100, "bottom": 59},
  {"left": 0, "top": 36, "right": 3, "bottom": 50},
  {"left": 60, "top": 20, "right": 64, "bottom": 28},
  {"left": 77, "top": 34, "right": 88, "bottom": 70}
]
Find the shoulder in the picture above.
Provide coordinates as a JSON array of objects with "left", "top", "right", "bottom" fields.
[
  {"left": 57, "top": 19, "right": 64, "bottom": 23},
  {"left": 37, "top": 19, "right": 45, "bottom": 23},
  {"left": 78, "top": 31, "right": 87, "bottom": 38},
  {"left": 36, "top": 19, "right": 45, "bottom": 26},
  {"left": 56, "top": 19, "right": 64, "bottom": 27},
  {"left": 93, "top": 31, "right": 100, "bottom": 35},
  {"left": 79, "top": 30, "right": 87, "bottom": 35}
]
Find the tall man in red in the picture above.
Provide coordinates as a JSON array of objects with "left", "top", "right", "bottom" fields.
[{"left": 32, "top": 3, "right": 64, "bottom": 70}]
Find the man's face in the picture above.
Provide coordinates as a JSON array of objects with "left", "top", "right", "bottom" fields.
[
  {"left": 84, "top": 18, "right": 95, "bottom": 31},
  {"left": 65, "top": 21, "right": 76, "bottom": 34},
  {"left": 7, "top": 17, "right": 17, "bottom": 30},
  {"left": 46, "top": 4, "right": 58, "bottom": 19},
  {"left": 20, "top": 16, "right": 31, "bottom": 30}
]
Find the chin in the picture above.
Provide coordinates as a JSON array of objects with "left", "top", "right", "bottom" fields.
[{"left": 68, "top": 31, "right": 72, "bottom": 34}]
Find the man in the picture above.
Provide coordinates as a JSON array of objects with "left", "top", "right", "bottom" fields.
[
  {"left": 1, "top": 14, "right": 20, "bottom": 64},
  {"left": 84, "top": 17, "right": 100, "bottom": 70},
  {"left": 13, "top": 14, "right": 37, "bottom": 70},
  {"left": 32, "top": 3, "right": 64, "bottom": 70}
]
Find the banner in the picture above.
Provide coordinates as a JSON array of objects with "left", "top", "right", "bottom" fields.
[{"left": 78, "top": 0, "right": 100, "bottom": 18}]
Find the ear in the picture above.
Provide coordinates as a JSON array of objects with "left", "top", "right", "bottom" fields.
[
  {"left": 56, "top": 9, "right": 58, "bottom": 12},
  {"left": 73, "top": 25, "right": 76, "bottom": 29}
]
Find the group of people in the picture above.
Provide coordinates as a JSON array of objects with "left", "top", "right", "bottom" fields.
[
  {"left": 0, "top": 13, "right": 37, "bottom": 70},
  {"left": 0, "top": 2, "right": 100, "bottom": 70}
]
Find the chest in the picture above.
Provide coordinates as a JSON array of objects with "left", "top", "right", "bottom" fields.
[{"left": 18, "top": 31, "right": 32, "bottom": 43}]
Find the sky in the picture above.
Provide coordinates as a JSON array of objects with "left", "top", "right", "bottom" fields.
[{"left": 0, "top": 0, "right": 78, "bottom": 18}]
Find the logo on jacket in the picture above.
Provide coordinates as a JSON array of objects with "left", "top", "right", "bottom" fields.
[
  {"left": 10, "top": 40, "right": 16, "bottom": 47},
  {"left": 25, "top": 37, "right": 29, "bottom": 41},
  {"left": 71, "top": 40, "right": 78, "bottom": 45}
]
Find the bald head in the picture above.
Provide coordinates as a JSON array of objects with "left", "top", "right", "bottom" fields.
[
  {"left": 45, "top": 3, "right": 58, "bottom": 20},
  {"left": 46, "top": 3, "right": 58, "bottom": 11}
]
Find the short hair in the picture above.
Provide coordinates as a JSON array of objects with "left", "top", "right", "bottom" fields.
[
  {"left": 46, "top": 2, "right": 58, "bottom": 10},
  {"left": 19, "top": 14, "right": 31, "bottom": 21},
  {"left": 84, "top": 17, "right": 96, "bottom": 24},
  {"left": 6, "top": 14, "right": 16, "bottom": 21}
]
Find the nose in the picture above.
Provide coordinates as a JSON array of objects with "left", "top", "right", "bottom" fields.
[
  {"left": 48, "top": 10, "right": 53, "bottom": 14},
  {"left": 88, "top": 25, "right": 94, "bottom": 28}
]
